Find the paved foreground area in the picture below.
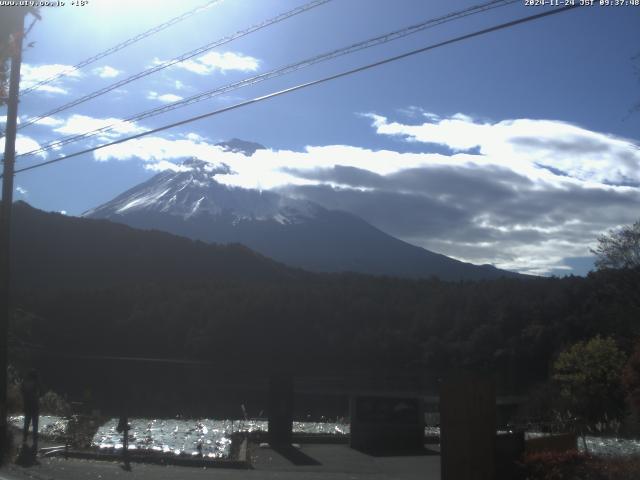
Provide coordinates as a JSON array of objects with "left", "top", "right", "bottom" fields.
[{"left": 1, "top": 444, "right": 440, "bottom": 480}]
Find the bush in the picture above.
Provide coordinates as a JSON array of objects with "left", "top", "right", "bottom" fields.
[
  {"left": 552, "top": 336, "right": 626, "bottom": 438},
  {"left": 521, "top": 450, "right": 640, "bottom": 480},
  {"left": 521, "top": 450, "right": 589, "bottom": 479},
  {"left": 7, "top": 382, "right": 23, "bottom": 413},
  {"left": 1, "top": 428, "right": 15, "bottom": 464},
  {"left": 40, "top": 390, "right": 71, "bottom": 416},
  {"left": 515, "top": 382, "right": 567, "bottom": 433},
  {"left": 622, "top": 340, "right": 640, "bottom": 413},
  {"left": 6, "top": 364, "right": 22, "bottom": 413}
]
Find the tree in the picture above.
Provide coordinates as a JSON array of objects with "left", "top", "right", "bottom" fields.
[
  {"left": 552, "top": 336, "right": 627, "bottom": 448},
  {"left": 622, "top": 340, "right": 640, "bottom": 414},
  {"left": 591, "top": 220, "right": 640, "bottom": 270}
]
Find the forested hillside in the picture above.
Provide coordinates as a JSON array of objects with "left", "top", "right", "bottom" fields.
[{"left": 7, "top": 202, "right": 640, "bottom": 416}]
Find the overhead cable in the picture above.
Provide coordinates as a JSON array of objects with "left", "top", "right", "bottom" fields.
[
  {"left": 6, "top": 5, "right": 579, "bottom": 178},
  {"left": 18, "top": 0, "right": 332, "bottom": 129},
  {"left": 17, "top": 0, "right": 517, "bottom": 159},
  {"left": 20, "top": 0, "right": 224, "bottom": 96}
]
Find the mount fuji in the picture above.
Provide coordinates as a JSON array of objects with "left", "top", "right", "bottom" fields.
[{"left": 84, "top": 142, "right": 520, "bottom": 280}]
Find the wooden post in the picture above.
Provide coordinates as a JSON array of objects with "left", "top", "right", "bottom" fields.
[
  {"left": 440, "top": 373, "right": 495, "bottom": 480},
  {"left": 267, "top": 374, "right": 293, "bottom": 445},
  {"left": 0, "top": 7, "right": 26, "bottom": 462}
]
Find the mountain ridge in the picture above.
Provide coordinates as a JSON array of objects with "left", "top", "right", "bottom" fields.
[
  {"left": 84, "top": 153, "right": 524, "bottom": 281},
  {"left": 10, "top": 200, "right": 301, "bottom": 291}
]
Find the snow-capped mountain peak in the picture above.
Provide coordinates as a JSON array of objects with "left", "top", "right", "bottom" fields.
[{"left": 83, "top": 156, "right": 319, "bottom": 224}]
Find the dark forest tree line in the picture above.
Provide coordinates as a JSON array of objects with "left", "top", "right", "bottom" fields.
[{"left": 7, "top": 208, "right": 640, "bottom": 419}]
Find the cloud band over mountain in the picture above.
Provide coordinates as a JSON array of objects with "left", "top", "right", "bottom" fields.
[{"left": 17, "top": 110, "right": 640, "bottom": 276}]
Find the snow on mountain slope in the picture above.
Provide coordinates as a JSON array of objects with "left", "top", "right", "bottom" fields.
[{"left": 85, "top": 158, "right": 320, "bottom": 225}]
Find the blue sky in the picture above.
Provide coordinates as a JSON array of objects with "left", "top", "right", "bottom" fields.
[{"left": 2, "top": 0, "right": 639, "bottom": 276}]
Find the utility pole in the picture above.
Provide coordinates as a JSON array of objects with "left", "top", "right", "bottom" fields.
[{"left": 0, "top": 7, "right": 26, "bottom": 463}]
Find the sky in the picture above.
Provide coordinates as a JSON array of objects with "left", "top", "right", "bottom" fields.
[{"left": 1, "top": 0, "right": 639, "bottom": 276}]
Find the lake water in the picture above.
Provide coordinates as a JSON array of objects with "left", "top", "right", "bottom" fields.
[
  {"left": 10, "top": 415, "right": 349, "bottom": 459},
  {"left": 9, "top": 415, "right": 68, "bottom": 439},
  {"left": 521, "top": 431, "right": 640, "bottom": 456},
  {"left": 93, "top": 417, "right": 348, "bottom": 458},
  {"left": 10, "top": 416, "right": 640, "bottom": 458}
]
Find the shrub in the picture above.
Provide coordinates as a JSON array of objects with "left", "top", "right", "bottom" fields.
[
  {"left": 521, "top": 450, "right": 589, "bottom": 479},
  {"left": 521, "top": 451, "right": 640, "bottom": 480},
  {"left": 552, "top": 336, "right": 626, "bottom": 443},
  {"left": 622, "top": 340, "right": 640, "bottom": 413},
  {"left": 40, "top": 390, "right": 71, "bottom": 416},
  {"left": 7, "top": 382, "right": 23, "bottom": 413}
]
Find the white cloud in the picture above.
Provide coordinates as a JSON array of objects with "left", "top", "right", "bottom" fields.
[
  {"left": 94, "top": 134, "right": 226, "bottom": 163},
  {"left": 22, "top": 115, "right": 65, "bottom": 128},
  {"left": 185, "top": 132, "right": 206, "bottom": 142},
  {"left": 367, "top": 113, "right": 640, "bottom": 186},
  {"left": 92, "top": 65, "right": 122, "bottom": 78},
  {"left": 33, "top": 85, "right": 69, "bottom": 95},
  {"left": 174, "top": 80, "right": 185, "bottom": 90},
  {"left": 53, "top": 114, "right": 147, "bottom": 140},
  {"left": 60, "top": 210, "right": 67, "bottom": 215},
  {"left": 15, "top": 134, "right": 47, "bottom": 158},
  {"left": 90, "top": 114, "right": 640, "bottom": 276},
  {"left": 162, "top": 51, "right": 259, "bottom": 75},
  {"left": 144, "top": 160, "right": 193, "bottom": 172},
  {"left": 21, "top": 63, "right": 82, "bottom": 95},
  {"left": 394, "top": 106, "right": 436, "bottom": 119},
  {"left": 147, "top": 91, "right": 183, "bottom": 103},
  {"left": 15, "top": 186, "right": 28, "bottom": 196}
]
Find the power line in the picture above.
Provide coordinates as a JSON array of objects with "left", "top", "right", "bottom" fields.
[
  {"left": 17, "top": 0, "right": 518, "bottom": 159},
  {"left": 17, "top": 0, "right": 332, "bottom": 130},
  {"left": 22, "top": 348, "right": 216, "bottom": 366},
  {"left": 6, "top": 5, "right": 579, "bottom": 179},
  {"left": 18, "top": 0, "right": 515, "bottom": 157},
  {"left": 19, "top": 0, "right": 224, "bottom": 96}
]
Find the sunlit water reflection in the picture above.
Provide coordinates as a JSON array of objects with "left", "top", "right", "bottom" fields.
[
  {"left": 93, "top": 418, "right": 350, "bottom": 458},
  {"left": 11, "top": 415, "right": 350, "bottom": 458},
  {"left": 9, "top": 415, "right": 69, "bottom": 439},
  {"left": 11, "top": 416, "right": 640, "bottom": 458},
  {"left": 526, "top": 432, "right": 640, "bottom": 457},
  {"left": 94, "top": 418, "right": 234, "bottom": 458}
]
